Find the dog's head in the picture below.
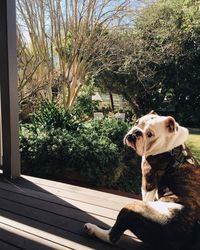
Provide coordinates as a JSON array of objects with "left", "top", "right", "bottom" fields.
[{"left": 124, "top": 111, "right": 189, "bottom": 156}]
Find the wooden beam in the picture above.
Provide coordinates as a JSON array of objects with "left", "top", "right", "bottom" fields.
[
  {"left": 0, "top": 0, "right": 20, "bottom": 178},
  {"left": 0, "top": 92, "right": 2, "bottom": 167}
]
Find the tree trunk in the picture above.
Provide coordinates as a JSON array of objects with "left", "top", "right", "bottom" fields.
[{"left": 109, "top": 92, "right": 114, "bottom": 112}]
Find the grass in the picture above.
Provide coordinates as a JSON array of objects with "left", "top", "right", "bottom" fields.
[{"left": 186, "top": 133, "right": 200, "bottom": 164}]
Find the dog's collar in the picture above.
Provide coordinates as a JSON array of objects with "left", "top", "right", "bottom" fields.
[
  {"left": 169, "top": 145, "right": 187, "bottom": 168},
  {"left": 146, "top": 144, "right": 195, "bottom": 170}
]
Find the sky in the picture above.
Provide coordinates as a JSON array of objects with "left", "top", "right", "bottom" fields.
[{"left": 17, "top": 0, "right": 144, "bottom": 43}]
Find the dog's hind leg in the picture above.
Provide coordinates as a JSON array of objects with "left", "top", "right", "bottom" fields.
[
  {"left": 84, "top": 204, "right": 135, "bottom": 244},
  {"left": 108, "top": 201, "right": 159, "bottom": 244},
  {"left": 84, "top": 200, "right": 165, "bottom": 245},
  {"left": 84, "top": 223, "right": 112, "bottom": 243},
  {"left": 84, "top": 208, "right": 129, "bottom": 244},
  {"left": 84, "top": 200, "right": 159, "bottom": 244},
  {"left": 85, "top": 200, "right": 183, "bottom": 247},
  {"left": 108, "top": 206, "right": 134, "bottom": 244}
]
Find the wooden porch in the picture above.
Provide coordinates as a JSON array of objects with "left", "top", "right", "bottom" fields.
[
  {"left": 0, "top": 2, "right": 145, "bottom": 249},
  {"left": 0, "top": 174, "right": 146, "bottom": 250}
]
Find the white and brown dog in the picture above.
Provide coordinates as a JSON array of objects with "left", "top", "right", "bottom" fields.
[{"left": 84, "top": 112, "right": 200, "bottom": 250}]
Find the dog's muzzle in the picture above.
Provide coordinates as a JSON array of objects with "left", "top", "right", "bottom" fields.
[{"left": 125, "top": 129, "right": 143, "bottom": 146}]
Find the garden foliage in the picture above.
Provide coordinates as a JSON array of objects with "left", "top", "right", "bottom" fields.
[
  {"left": 95, "top": 0, "right": 200, "bottom": 127},
  {"left": 20, "top": 102, "right": 141, "bottom": 193}
]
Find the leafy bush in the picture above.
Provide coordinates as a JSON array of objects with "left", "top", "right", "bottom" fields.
[
  {"left": 72, "top": 83, "right": 98, "bottom": 120},
  {"left": 85, "top": 118, "right": 141, "bottom": 193},
  {"left": 85, "top": 118, "right": 129, "bottom": 147},
  {"left": 20, "top": 103, "right": 141, "bottom": 193},
  {"left": 20, "top": 125, "right": 120, "bottom": 186},
  {"left": 32, "top": 101, "right": 80, "bottom": 131}
]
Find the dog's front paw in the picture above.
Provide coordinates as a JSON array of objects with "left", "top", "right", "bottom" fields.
[{"left": 84, "top": 223, "right": 96, "bottom": 236}]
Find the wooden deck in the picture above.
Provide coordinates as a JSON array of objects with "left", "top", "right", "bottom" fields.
[{"left": 0, "top": 174, "right": 146, "bottom": 250}]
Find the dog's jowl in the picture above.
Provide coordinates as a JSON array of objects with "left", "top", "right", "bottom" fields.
[{"left": 84, "top": 112, "right": 200, "bottom": 250}]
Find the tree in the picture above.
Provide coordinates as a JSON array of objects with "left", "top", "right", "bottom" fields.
[
  {"left": 17, "top": 0, "right": 133, "bottom": 112},
  {"left": 95, "top": 0, "right": 200, "bottom": 126},
  {"left": 95, "top": 25, "right": 163, "bottom": 116},
  {"left": 136, "top": 0, "right": 200, "bottom": 126}
]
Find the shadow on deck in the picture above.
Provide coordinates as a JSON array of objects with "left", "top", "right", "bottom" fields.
[{"left": 0, "top": 174, "right": 147, "bottom": 250}]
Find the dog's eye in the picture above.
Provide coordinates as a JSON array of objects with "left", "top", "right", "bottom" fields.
[{"left": 147, "top": 131, "right": 153, "bottom": 138}]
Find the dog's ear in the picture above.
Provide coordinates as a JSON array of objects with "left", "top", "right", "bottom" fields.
[
  {"left": 149, "top": 110, "right": 158, "bottom": 115},
  {"left": 165, "top": 116, "right": 176, "bottom": 132}
]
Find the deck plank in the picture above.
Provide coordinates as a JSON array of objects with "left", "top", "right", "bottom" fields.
[
  {"left": 0, "top": 184, "right": 137, "bottom": 239},
  {"left": 0, "top": 221, "right": 72, "bottom": 250},
  {"left": 0, "top": 239, "right": 21, "bottom": 250},
  {"left": 14, "top": 175, "right": 138, "bottom": 207},
  {"left": 0, "top": 175, "right": 145, "bottom": 250},
  {"left": 18, "top": 175, "right": 136, "bottom": 204},
  {"left": 0, "top": 180, "right": 119, "bottom": 222}
]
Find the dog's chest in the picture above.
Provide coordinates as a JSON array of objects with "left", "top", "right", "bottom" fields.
[
  {"left": 141, "top": 158, "right": 170, "bottom": 197},
  {"left": 142, "top": 150, "right": 200, "bottom": 206}
]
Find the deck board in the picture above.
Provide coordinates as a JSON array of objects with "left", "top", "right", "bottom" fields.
[{"left": 0, "top": 175, "right": 145, "bottom": 250}]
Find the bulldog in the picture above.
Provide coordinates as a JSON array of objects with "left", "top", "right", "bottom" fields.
[{"left": 84, "top": 112, "right": 200, "bottom": 250}]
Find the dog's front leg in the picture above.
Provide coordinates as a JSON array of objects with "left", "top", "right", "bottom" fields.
[
  {"left": 141, "top": 157, "right": 158, "bottom": 202},
  {"left": 142, "top": 188, "right": 157, "bottom": 202}
]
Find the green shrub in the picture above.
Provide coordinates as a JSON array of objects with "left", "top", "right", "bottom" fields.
[
  {"left": 115, "top": 148, "right": 141, "bottom": 194},
  {"left": 20, "top": 126, "right": 120, "bottom": 186},
  {"left": 71, "top": 130, "right": 120, "bottom": 186},
  {"left": 72, "top": 84, "right": 98, "bottom": 120},
  {"left": 20, "top": 103, "right": 141, "bottom": 193},
  {"left": 32, "top": 101, "right": 80, "bottom": 131},
  {"left": 86, "top": 118, "right": 130, "bottom": 147}
]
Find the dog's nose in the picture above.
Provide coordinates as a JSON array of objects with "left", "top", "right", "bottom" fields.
[
  {"left": 126, "top": 129, "right": 143, "bottom": 142},
  {"left": 126, "top": 130, "right": 143, "bottom": 144},
  {"left": 126, "top": 134, "right": 137, "bottom": 143}
]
